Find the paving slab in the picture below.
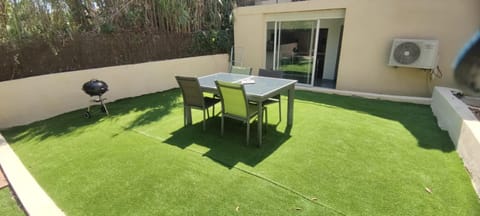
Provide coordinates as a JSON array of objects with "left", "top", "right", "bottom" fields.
[{"left": 0, "top": 168, "right": 7, "bottom": 189}]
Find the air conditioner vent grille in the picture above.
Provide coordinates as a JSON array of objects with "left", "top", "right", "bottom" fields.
[
  {"left": 393, "top": 42, "right": 421, "bottom": 64},
  {"left": 388, "top": 39, "right": 439, "bottom": 69}
]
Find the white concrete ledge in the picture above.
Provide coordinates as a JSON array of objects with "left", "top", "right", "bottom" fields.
[
  {"left": 296, "top": 86, "right": 432, "bottom": 105},
  {"left": 431, "top": 86, "right": 480, "bottom": 196},
  {"left": 0, "top": 134, "right": 65, "bottom": 216}
]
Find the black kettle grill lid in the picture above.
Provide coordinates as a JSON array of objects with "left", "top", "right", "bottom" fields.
[
  {"left": 82, "top": 79, "right": 109, "bottom": 96},
  {"left": 83, "top": 79, "right": 108, "bottom": 89}
]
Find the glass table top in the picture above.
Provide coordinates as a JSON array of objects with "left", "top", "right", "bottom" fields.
[{"left": 198, "top": 72, "right": 296, "bottom": 97}]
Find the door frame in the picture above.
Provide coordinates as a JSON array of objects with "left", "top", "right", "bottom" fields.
[
  {"left": 264, "top": 10, "right": 345, "bottom": 86},
  {"left": 269, "top": 19, "right": 320, "bottom": 86}
]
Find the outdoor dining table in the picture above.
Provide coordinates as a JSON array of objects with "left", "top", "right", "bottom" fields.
[{"left": 195, "top": 72, "right": 297, "bottom": 146}]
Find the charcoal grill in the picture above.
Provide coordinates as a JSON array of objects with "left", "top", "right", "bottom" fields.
[{"left": 82, "top": 79, "right": 109, "bottom": 118}]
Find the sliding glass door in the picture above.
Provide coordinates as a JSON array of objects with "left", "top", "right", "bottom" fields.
[{"left": 266, "top": 20, "right": 319, "bottom": 85}]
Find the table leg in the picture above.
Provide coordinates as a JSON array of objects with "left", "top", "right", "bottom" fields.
[
  {"left": 257, "top": 101, "right": 263, "bottom": 147},
  {"left": 287, "top": 86, "right": 295, "bottom": 125}
]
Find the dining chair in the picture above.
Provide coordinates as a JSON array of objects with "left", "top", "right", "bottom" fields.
[
  {"left": 212, "top": 65, "right": 253, "bottom": 99},
  {"left": 230, "top": 65, "right": 252, "bottom": 75},
  {"left": 215, "top": 80, "right": 267, "bottom": 145},
  {"left": 258, "top": 68, "right": 284, "bottom": 122},
  {"left": 176, "top": 76, "right": 220, "bottom": 131}
]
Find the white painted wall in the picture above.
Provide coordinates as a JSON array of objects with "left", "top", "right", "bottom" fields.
[{"left": 0, "top": 54, "right": 229, "bottom": 129}]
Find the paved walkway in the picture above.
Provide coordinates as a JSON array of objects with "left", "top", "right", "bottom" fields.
[
  {"left": 0, "top": 168, "right": 7, "bottom": 189},
  {"left": 0, "top": 134, "right": 65, "bottom": 216}
]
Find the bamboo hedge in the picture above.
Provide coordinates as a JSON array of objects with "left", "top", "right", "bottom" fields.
[
  {"left": 0, "top": 0, "right": 235, "bottom": 81},
  {"left": 1, "top": 0, "right": 234, "bottom": 43}
]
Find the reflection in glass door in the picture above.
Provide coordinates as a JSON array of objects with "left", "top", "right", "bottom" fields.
[{"left": 266, "top": 20, "right": 319, "bottom": 85}]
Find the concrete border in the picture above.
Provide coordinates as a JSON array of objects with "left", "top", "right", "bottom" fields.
[
  {"left": 431, "top": 86, "right": 480, "bottom": 197},
  {"left": 0, "top": 134, "right": 65, "bottom": 216},
  {"left": 296, "top": 86, "right": 432, "bottom": 105}
]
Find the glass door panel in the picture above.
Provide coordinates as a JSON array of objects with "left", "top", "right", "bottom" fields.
[
  {"left": 276, "top": 20, "right": 317, "bottom": 84},
  {"left": 266, "top": 15, "right": 345, "bottom": 88}
]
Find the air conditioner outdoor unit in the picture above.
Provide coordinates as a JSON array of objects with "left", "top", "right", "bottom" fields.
[{"left": 388, "top": 38, "right": 439, "bottom": 69}]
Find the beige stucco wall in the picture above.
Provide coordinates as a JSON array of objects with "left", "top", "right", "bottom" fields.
[
  {"left": 234, "top": 0, "right": 480, "bottom": 96},
  {"left": 0, "top": 54, "right": 229, "bottom": 129}
]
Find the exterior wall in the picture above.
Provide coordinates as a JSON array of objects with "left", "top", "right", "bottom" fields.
[
  {"left": 234, "top": 0, "right": 480, "bottom": 96},
  {"left": 234, "top": 13, "right": 265, "bottom": 72},
  {"left": 0, "top": 54, "right": 229, "bottom": 129}
]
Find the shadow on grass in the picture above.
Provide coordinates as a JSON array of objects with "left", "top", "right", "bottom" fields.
[
  {"left": 294, "top": 90, "right": 455, "bottom": 152},
  {"left": 2, "top": 89, "right": 181, "bottom": 143},
  {"left": 112, "top": 89, "right": 180, "bottom": 130},
  {"left": 3, "top": 88, "right": 451, "bottom": 156},
  {"left": 164, "top": 117, "right": 291, "bottom": 168}
]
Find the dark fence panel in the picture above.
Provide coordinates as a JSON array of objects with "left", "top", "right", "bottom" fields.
[
  {"left": 236, "top": 0, "right": 306, "bottom": 7},
  {"left": 0, "top": 32, "right": 216, "bottom": 82}
]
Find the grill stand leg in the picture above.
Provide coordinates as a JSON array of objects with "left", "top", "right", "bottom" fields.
[
  {"left": 85, "top": 96, "right": 109, "bottom": 118},
  {"left": 99, "top": 96, "right": 109, "bottom": 115}
]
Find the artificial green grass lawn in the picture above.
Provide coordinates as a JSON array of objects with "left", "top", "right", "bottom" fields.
[
  {"left": 0, "top": 188, "right": 24, "bottom": 215},
  {"left": 1, "top": 89, "right": 479, "bottom": 215}
]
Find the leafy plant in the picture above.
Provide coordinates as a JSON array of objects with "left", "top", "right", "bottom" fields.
[{"left": 0, "top": 0, "right": 234, "bottom": 44}]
